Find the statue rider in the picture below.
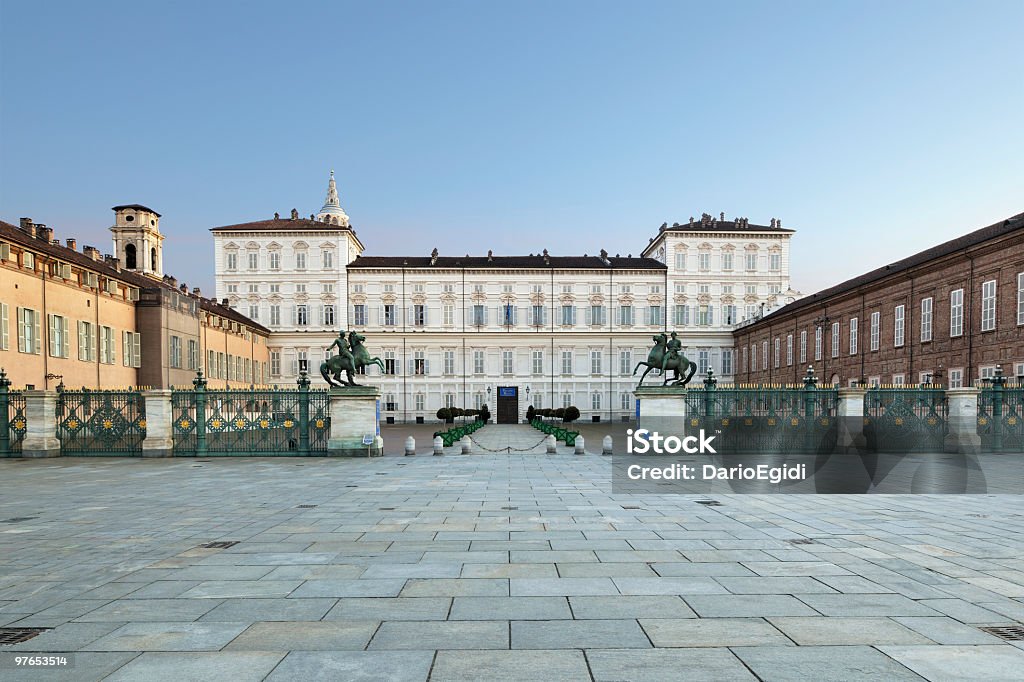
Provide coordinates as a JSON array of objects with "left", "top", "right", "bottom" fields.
[
  {"left": 327, "top": 329, "right": 356, "bottom": 370},
  {"left": 661, "top": 331, "right": 681, "bottom": 376}
]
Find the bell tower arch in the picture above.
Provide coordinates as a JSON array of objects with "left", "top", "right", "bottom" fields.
[{"left": 110, "top": 204, "right": 164, "bottom": 278}]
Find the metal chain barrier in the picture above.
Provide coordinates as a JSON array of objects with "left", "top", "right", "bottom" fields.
[{"left": 467, "top": 433, "right": 551, "bottom": 453}]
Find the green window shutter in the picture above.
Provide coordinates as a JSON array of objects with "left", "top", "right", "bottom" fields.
[
  {"left": 62, "top": 317, "right": 69, "bottom": 358},
  {"left": 133, "top": 333, "right": 141, "bottom": 368},
  {"left": 79, "top": 321, "right": 87, "bottom": 360},
  {"left": 17, "top": 307, "right": 25, "bottom": 353},
  {"left": 0, "top": 303, "right": 8, "bottom": 351},
  {"left": 123, "top": 331, "right": 130, "bottom": 367},
  {"left": 48, "top": 314, "right": 56, "bottom": 356},
  {"left": 33, "top": 311, "right": 41, "bottom": 354}
]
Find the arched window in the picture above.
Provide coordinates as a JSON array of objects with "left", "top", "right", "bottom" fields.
[
  {"left": 151, "top": 248, "right": 157, "bottom": 271},
  {"left": 125, "top": 244, "right": 137, "bottom": 269}
]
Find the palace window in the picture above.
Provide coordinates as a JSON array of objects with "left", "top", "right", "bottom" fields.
[
  {"left": 248, "top": 305, "right": 259, "bottom": 321},
  {"left": 674, "top": 305, "right": 689, "bottom": 326},
  {"left": 798, "top": 330, "right": 806, "bottom": 364},
  {"left": 413, "top": 304, "right": 427, "bottom": 326},
  {"left": 188, "top": 339, "right": 198, "bottom": 370},
  {"left": 589, "top": 305, "right": 605, "bottom": 326},
  {"left": 563, "top": 393, "right": 572, "bottom": 408},
  {"left": 894, "top": 305, "right": 905, "bottom": 346},
  {"left": 722, "top": 253, "right": 733, "bottom": 271},
  {"left": 870, "top": 311, "right": 880, "bottom": 351},
  {"left": 722, "top": 348, "right": 733, "bottom": 375},
  {"left": 531, "top": 305, "right": 545, "bottom": 326},
  {"left": 698, "top": 253, "right": 710, "bottom": 271},
  {"left": 100, "top": 326, "right": 115, "bottom": 364},
  {"left": 78, "top": 321, "right": 95, "bottom": 362},
  {"left": 444, "top": 393, "right": 456, "bottom": 409},
  {"left": 270, "top": 305, "right": 281, "bottom": 326},
  {"left": 295, "top": 251, "right": 307, "bottom": 270},
  {"left": 269, "top": 251, "right": 280, "bottom": 270},
  {"left": 619, "top": 350, "right": 632, "bottom": 375},
  {"left": 473, "top": 304, "right": 486, "bottom": 326},
  {"left": 295, "top": 305, "right": 308, "bottom": 326},
  {"left": 169, "top": 334, "right": 182, "bottom": 368},
  {"left": 751, "top": 344, "right": 757, "bottom": 371},
  {"left": 295, "top": 283, "right": 306, "bottom": 294},
  {"left": 322, "top": 249, "right": 333, "bottom": 269},
  {"left": 248, "top": 252, "right": 258, "bottom": 270},
  {"left": 531, "top": 350, "right": 543, "bottom": 375},
  {"left": 122, "top": 331, "right": 141, "bottom": 368},
  {"left": 590, "top": 350, "right": 602, "bottom": 374},
  {"left": 950, "top": 288, "right": 964, "bottom": 337},
  {"left": 297, "top": 350, "right": 308, "bottom": 374},
  {"left": 414, "top": 351, "right": 426, "bottom": 375},
  {"left": 815, "top": 327, "right": 823, "bottom": 361},
  {"left": 948, "top": 368, "right": 963, "bottom": 389},
  {"left": 561, "top": 284, "right": 573, "bottom": 294},
  {"left": 323, "top": 304, "right": 336, "bottom": 327},
  {"left": 443, "top": 350, "right": 455, "bottom": 375},
  {"left": 1018, "top": 273, "right": 1024, "bottom": 325},
  {"left": 48, "top": 314, "right": 69, "bottom": 358},
  {"left": 384, "top": 304, "right": 397, "bottom": 326},
  {"left": 269, "top": 284, "right": 280, "bottom": 293},
  {"left": 674, "top": 253, "right": 686, "bottom": 271},
  {"left": 561, "top": 305, "right": 575, "bottom": 326},
  {"left": 502, "top": 349, "right": 514, "bottom": 374},
  {"left": 591, "top": 391, "right": 601, "bottom": 410},
  {"left": 921, "top": 297, "right": 933, "bottom": 341},
  {"left": 981, "top": 280, "right": 996, "bottom": 331},
  {"left": 619, "top": 305, "right": 634, "bottom": 326},
  {"left": 352, "top": 304, "right": 365, "bottom": 326},
  {"left": 226, "top": 252, "right": 238, "bottom": 271},
  {"left": 698, "top": 349, "right": 710, "bottom": 374},
  {"left": 384, "top": 350, "right": 396, "bottom": 375},
  {"left": 722, "top": 305, "right": 737, "bottom": 325},
  {"left": 443, "top": 304, "right": 454, "bottom": 326},
  {"left": 770, "top": 253, "right": 781, "bottom": 271},
  {"left": 762, "top": 340, "right": 768, "bottom": 370},
  {"left": 745, "top": 253, "right": 757, "bottom": 271},
  {"left": 415, "top": 393, "right": 425, "bottom": 411},
  {"left": 648, "top": 305, "right": 662, "bottom": 326},
  {"left": 473, "top": 350, "right": 485, "bottom": 374},
  {"left": 742, "top": 346, "right": 748, "bottom": 373},
  {"left": 562, "top": 350, "right": 573, "bottom": 375},
  {"left": 697, "top": 305, "right": 712, "bottom": 326},
  {"left": 502, "top": 284, "right": 513, "bottom": 294}
]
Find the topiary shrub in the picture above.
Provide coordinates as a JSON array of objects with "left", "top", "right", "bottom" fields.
[
  {"left": 564, "top": 406, "right": 581, "bottom": 423},
  {"left": 526, "top": 405, "right": 536, "bottom": 421},
  {"left": 436, "top": 408, "right": 450, "bottom": 421}
]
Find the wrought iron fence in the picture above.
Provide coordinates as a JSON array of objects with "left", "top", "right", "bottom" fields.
[
  {"left": 56, "top": 388, "right": 146, "bottom": 454},
  {"left": 172, "top": 371, "right": 328, "bottom": 455},
  {"left": 1, "top": 370, "right": 26, "bottom": 456},
  {"left": 864, "top": 386, "right": 947, "bottom": 452},
  {"left": 978, "top": 385, "right": 1024, "bottom": 452},
  {"left": 683, "top": 382, "right": 839, "bottom": 454}
]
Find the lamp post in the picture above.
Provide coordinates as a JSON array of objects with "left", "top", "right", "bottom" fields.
[{"left": 813, "top": 314, "right": 831, "bottom": 385}]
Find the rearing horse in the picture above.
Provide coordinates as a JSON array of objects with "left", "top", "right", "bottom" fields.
[
  {"left": 632, "top": 333, "right": 697, "bottom": 386},
  {"left": 320, "top": 331, "right": 385, "bottom": 387}
]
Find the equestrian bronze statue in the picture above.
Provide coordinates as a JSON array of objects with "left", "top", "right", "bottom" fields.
[
  {"left": 633, "top": 331, "right": 698, "bottom": 387},
  {"left": 320, "top": 330, "right": 386, "bottom": 387}
]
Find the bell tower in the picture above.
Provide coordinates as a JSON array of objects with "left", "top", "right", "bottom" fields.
[{"left": 110, "top": 204, "right": 164, "bottom": 278}]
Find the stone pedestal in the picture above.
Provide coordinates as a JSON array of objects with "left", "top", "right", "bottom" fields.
[
  {"left": 634, "top": 386, "right": 689, "bottom": 436},
  {"left": 21, "top": 390, "right": 60, "bottom": 458},
  {"left": 945, "top": 387, "right": 982, "bottom": 454},
  {"left": 141, "top": 389, "right": 173, "bottom": 458},
  {"left": 327, "top": 386, "right": 382, "bottom": 456},
  {"left": 836, "top": 387, "right": 868, "bottom": 453}
]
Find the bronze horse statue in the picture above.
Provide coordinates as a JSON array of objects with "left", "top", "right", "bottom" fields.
[
  {"left": 320, "top": 331, "right": 385, "bottom": 387},
  {"left": 633, "top": 332, "right": 697, "bottom": 386}
]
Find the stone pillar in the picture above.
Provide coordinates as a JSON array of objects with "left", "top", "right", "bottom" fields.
[
  {"left": 141, "top": 389, "right": 173, "bottom": 458},
  {"left": 327, "top": 386, "right": 382, "bottom": 456},
  {"left": 545, "top": 434, "right": 556, "bottom": 454},
  {"left": 574, "top": 435, "right": 585, "bottom": 455},
  {"left": 633, "top": 386, "right": 689, "bottom": 436},
  {"left": 460, "top": 436, "right": 471, "bottom": 454},
  {"left": 945, "top": 387, "right": 982, "bottom": 454},
  {"left": 433, "top": 436, "right": 444, "bottom": 456},
  {"left": 404, "top": 436, "right": 416, "bottom": 456},
  {"left": 836, "top": 387, "right": 867, "bottom": 453},
  {"left": 21, "top": 390, "right": 60, "bottom": 458},
  {"left": 602, "top": 435, "right": 613, "bottom": 455}
]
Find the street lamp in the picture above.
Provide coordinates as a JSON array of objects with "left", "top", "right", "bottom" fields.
[
  {"left": 813, "top": 314, "right": 831, "bottom": 384},
  {"left": 525, "top": 386, "right": 530, "bottom": 402}
]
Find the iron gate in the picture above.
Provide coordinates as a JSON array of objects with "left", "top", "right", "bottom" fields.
[
  {"left": 56, "top": 388, "right": 146, "bottom": 455},
  {"left": 0, "top": 370, "right": 26, "bottom": 456},
  {"left": 978, "top": 384, "right": 1024, "bottom": 452},
  {"left": 864, "top": 386, "right": 947, "bottom": 452}
]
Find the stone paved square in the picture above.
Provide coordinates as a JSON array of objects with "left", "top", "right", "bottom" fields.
[{"left": 1, "top": 451, "right": 1023, "bottom": 680}]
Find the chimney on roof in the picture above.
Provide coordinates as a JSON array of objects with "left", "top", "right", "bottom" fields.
[
  {"left": 221, "top": 298, "right": 229, "bottom": 305},
  {"left": 19, "top": 218, "right": 37, "bottom": 238},
  {"left": 193, "top": 287, "right": 201, "bottom": 297},
  {"left": 689, "top": 217, "right": 694, "bottom": 225},
  {"left": 274, "top": 212, "right": 280, "bottom": 219},
  {"left": 487, "top": 249, "right": 493, "bottom": 262},
  {"left": 52, "top": 239, "right": 60, "bottom": 246},
  {"left": 777, "top": 218, "right": 782, "bottom": 228},
  {"left": 66, "top": 238, "right": 77, "bottom": 251},
  {"left": 290, "top": 208, "right": 298, "bottom": 220},
  {"left": 37, "top": 225, "right": 53, "bottom": 242},
  {"left": 168, "top": 276, "right": 178, "bottom": 288},
  {"left": 104, "top": 255, "right": 121, "bottom": 272},
  {"left": 720, "top": 212, "right": 725, "bottom": 222},
  {"left": 180, "top": 283, "right": 188, "bottom": 293},
  {"left": 430, "top": 247, "right": 439, "bottom": 265},
  {"left": 83, "top": 245, "right": 101, "bottom": 261}
]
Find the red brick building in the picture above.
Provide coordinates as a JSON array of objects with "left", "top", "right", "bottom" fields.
[{"left": 732, "top": 212, "right": 1024, "bottom": 387}]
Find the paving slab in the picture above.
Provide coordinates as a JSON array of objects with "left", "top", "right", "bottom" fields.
[
  {"left": 324, "top": 597, "right": 451, "bottom": 621},
  {"left": 879, "top": 644, "right": 1024, "bottom": 681},
  {"left": 431, "top": 649, "right": 588, "bottom": 681},
  {"left": 767, "top": 617, "right": 933, "bottom": 645},
  {"left": 266, "top": 650, "right": 434, "bottom": 682},
  {"left": 509, "top": 577, "right": 619, "bottom": 596},
  {"left": 686, "top": 594, "right": 820, "bottom": 617},
  {"left": 892, "top": 616, "right": 1008, "bottom": 645},
  {"left": 369, "top": 620, "right": 509, "bottom": 649},
  {"left": 82, "top": 621, "right": 250, "bottom": 651},
  {"left": 226, "top": 620, "right": 378, "bottom": 650},
  {"left": 733, "top": 645, "right": 926, "bottom": 681},
  {"left": 569, "top": 595, "right": 696, "bottom": 619},
  {"left": 511, "top": 618, "right": 651, "bottom": 649},
  {"left": 104, "top": 651, "right": 284, "bottom": 681},
  {"left": 795, "top": 593, "right": 942, "bottom": 617},
  {"left": 586, "top": 647, "right": 758, "bottom": 681},
  {"left": 199, "top": 597, "right": 336, "bottom": 622},
  {"left": 449, "top": 596, "right": 571, "bottom": 620},
  {"left": 639, "top": 617, "right": 793, "bottom": 647},
  {"left": 74, "top": 599, "right": 220, "bottom": 622},
  {"left": 290, "top": 579, "right": 409, "bottom": 598}
]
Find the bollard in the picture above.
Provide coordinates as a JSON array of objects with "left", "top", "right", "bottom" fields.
[
  {"left": 574, "top": 435, "right": 585, "bottom": 455},
  {"left": 461, "top": 435, "right": 472, "bottom": 454},
  {"left": 404, "top": 436, "right": 416, "bottom": 456},
  {"left": 602, "top": 435, "right": 613, "bottom": 455},
  {"left": 433, "top": 435, "right": 444, "bottom": 456},
  {"left": 546, "top": 434, "right": 557, "bottom": 454}
]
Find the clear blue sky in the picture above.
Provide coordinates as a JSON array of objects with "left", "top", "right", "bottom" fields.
[{"left": 2, "top": 1, "right": 1022, "bottom": 294}]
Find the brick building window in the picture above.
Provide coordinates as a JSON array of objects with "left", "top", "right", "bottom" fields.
[
  {"left": 742, "top": 346, "right": 748, "bottom": 373},
  {"left": 950, "top": 289, "right": 964, "bottom": 337},
  {"left": 761, "top": 340, "right": 768, "bottom": 370},
  {"left": 981, "top": 280, "right": 996, "bottom": 331},
  {"left": 870, "top": 312, "right": 880, "bottom": 351},
  {"left": 786, "top": 334, "right": 793, "bottom": 366},
  {"left": 750, "top": 344, "right": 756, "bottom": 371},
  {"left": 921, "top": 297, "right": 932, "bottom": 342},
  {"left": 894, "top": 305, "right": 905, "bottom": 347},
  {"left": 1018, "top": 273, "right": 1024, "bottom": 326},
  {"left": 799, "top": 330, "right": 807, "bottom": 364},
  {"left": 814, "top": 327, "right": 822, "bottom": 361},
  {"left": 773, "top": 338, "right": 780, "bottom": 368},
  {"left": 849, "top": 318, "right": 858, "bottom": 355},
  {"left": 831, "top": 322, "right": 840, "bottom": 358},
  {"left": 948, "top": 368, "right": 963, "bottom": 389}
]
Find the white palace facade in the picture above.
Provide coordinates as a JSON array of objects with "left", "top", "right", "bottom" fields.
[{"left": 213, "top": 173, "right": 798, "bottom": 423}]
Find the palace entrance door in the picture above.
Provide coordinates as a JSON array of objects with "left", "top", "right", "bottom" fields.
[{"left": 496, "top": 386, "right": 519, "bottom": 424}]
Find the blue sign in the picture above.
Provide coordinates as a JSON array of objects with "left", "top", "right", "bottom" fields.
[
  {"left": 635, "top": 398, "right": 640, "bottom": 420},
  {"left": 375, "top": 400, "right": 380, "bottom": 435},
  {"left": 499, "top": 387, "right": 517, "bottom": 397}
]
